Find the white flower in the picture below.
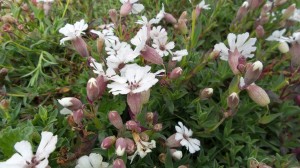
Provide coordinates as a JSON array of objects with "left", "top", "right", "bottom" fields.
[
  {"left": 57, "top": 97, "right": 82, "bottom": 114},
  {"left": 136, "top": 16, "right": 160, "bottom": 26},
  {"left": 129, "top": 139, "right": 156, "bottom": 163},
  {"left": 197, "top": 0, "right": 210, "bottom": 10},
  {"left": 288, "top": 32, "right": 300, "bottom": 43},
  {"left": 120, "top": 0, "right": 144, "bottom": 14},
  {"left": 152, "top": 36, "right": 175, "bottom": 57},
  {"left": 155, "top": 3, "right": 165, "bottom": 22},
  {"left": 90, "top": 29, "right": 119, "bottom": 45},
  {"left": 0, "top": 131, "right": 57, "bottom": 168},
  {"left": 150, "top": 26, "right": 167, "bottom": 41},
  {"left": 106, "top": 40, "right": 132, "bottom": 56},
  {"left": 175, "top": 122, "right": 200, "bottom": 154},
  {"left": 283, "top": 9, "right": 300, "bottom": 22},
  {"left": 131, "top": 26, "right": 148, "bottom": 53},
  {"left": 75, "top": 153, "right": 109, "bottom": 168},
  {"left": 98, "top": 23, "right": 115, "bottom": 31},
  {"left": 89, "top": 58, "right": 116, "bottom": 80},
  {"left": 172, "top": 49, "right": 188, "bottom": 62},
  {"left": 107, "top": 64, "right": 160, "bottom": 95},
  {"left": 106, "top": 48, "right": 139, "bottom": 70},
  {"left": 59, "top": 19, "right": 88, "bottom": 45},
  {"left": 266, "top": 29, "right": 289, "bottom": 42},
  {"left": 214, "top": 32, "right": 257, "bottom": 61}
]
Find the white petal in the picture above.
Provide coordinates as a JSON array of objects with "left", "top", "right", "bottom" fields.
[
  {"left": 14, "top": 141, "right": 33, "bottom": 162},
  {"left": 36, "top": 132, "right": 57, "bottom": 160}
]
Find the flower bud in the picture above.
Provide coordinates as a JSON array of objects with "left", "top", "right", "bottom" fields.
[
  {"left": 73, "top": 109, "right": 84, "bottom": 124},
  {"left": 0, "top": 68, "right": 8, "bottom": 82},
  {"left": 275, "top": 0, "right": 287, "bottom": 6},
  {"left": 109, "top": 9, "right": 118, "bottom": 24},
  {"left": 294, "top": 95, "right": 300, "bottom": 106},
  {"left": 169, "top": 67, "right": 182, "bottom": 79},
  {"left": 141, "top": 89, "right": 150, "bottom": 105},
  {"left": 170, "top": 149, "right": 182, "bottom": 160},
  {"left": 96, "top": 75, "right": 107, "bottom": 98},
  {"left": 159, "top": 153, "right": 166, "bottom": 163},
  {"left": 244, "top": 61, "right": 263, "bottom": 86},
  {"left": 282, "top": 4, "right": 296, "bottom": 20},
  {"left": 163, "top": 13, "right": 177, "bottom": 24},
  {"left": 153, "top": 123, "right": 162, "bottom": 132},
  {"left": 43, "top": 2, "right": 52, "bottom": 16},
  {"left": 255, "top": 25, "right": 265, "bottom": 38},
  {"left": 1, "top": 14, "right": 16, "bottom": 24},
  {"left": 127, "top": 93, "right": 142, "bottom": 115},
  {"left": 227, "top": 92, "right": 239, "bottom": 109},
  {"left": 96, "top": 37, "right": 105, "bottom": 54},
  {"left": 278, "top": 41, "right": 289, "bottom": 53},
  {"left": 125, "top": 138, "right": 136, "bottom": 155},
  {"left": 235, "top": 1, "right": 249, "bottom": 22},
  {"left": 0, "top": 99, "right": 9, "bottom": 110},
  {"left": 247, "top": 0, "right": 263, "bottom": 10},
  {"left": 146, "top": 112, "right": 154, "bottom": 123},
  {"left": 166, "top": 134, "right": 181, "bottom": 148},
  {"left": 140, "top": 45, "right": 163, "bottom": 65},
  {"left": 101, "top": 136, "right": 116, "bottom": 149},
  {"left": 72, "top": 37, "right": 89, "bottom": 57},
  {"left": 140, "top": 132, "right": 149, "bottom": 142},
  {"left": 200, "top": 88, "right": 213, "bottom": 100},
  {"left": 58, "top": 97, "right": 82, "bottom": 111},
  {"left": 209, "top": 50, "right": 220, "bottom": 60},
  {"left": 177, "top": 11, "right": 188, "bottom": 35},
  {"left": 108, "top": 111, "right": 123, "bottom": 130},
  {"left": 290, "top": 43, "right": 300, "bottom": 68},
  {"left": 120, "top": 2, "right": 132, "bottom": 17},
  {"left": 178, "top": 165, "right": 188, "bottom": 168},
  {"left": 115, "top": 138, "right": 127, "bottom": 156},
  {"left": 87, "top": 78, "right": 100, "bottom": 102},
  {"left": 126, "top": 120, "right": 141, "bottom": 132},
  {"left": 113, "top": 158, "right": 126, "bottom": 168},
  {"left": 246, "top": 84, "right": 270, "bottom": 106}
]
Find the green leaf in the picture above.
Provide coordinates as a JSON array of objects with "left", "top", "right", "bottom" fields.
[
  {"left": 259, "top": 113, "right": 282, "bottom": 124},
  {"left": 39, "top": 106, "right": 48, "bottom": 123},
  {"left": 0, "top": 125, "right": 34, "bottom": 157}
]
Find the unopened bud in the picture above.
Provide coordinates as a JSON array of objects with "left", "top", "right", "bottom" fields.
[
  {"left": 21, "top": 4, "right": 29, "bottom": 12},
  {"left": 247, "top": 0, "right": 263, "bottom": 10},
  {"left": 127, "top": 93, "right": 142, "bottom": 115},
  {"left": 96, "top": 37, "right": 104, "bottom": 54},
  {"left": 235, "top": 1, "right": 249, "bottom": 22},
  {"left": 113, "top": 158, "right": 126, "bottom": 168},
  {"left": 140, "top": 132, "right": 149, "bottom": 142},
  {"left": 141, "top": 89, "right": 150, "bottom": 104},
  {"left": 120, "top": 2, "right": 132, "bottom": 17},
  {"left": 72, "top": 37, "right": 89, "bottom": 57},
  {"left": 1, "top": 14, "right": 16, "bottom": 24},
  {"left": 115, "top": 138, "right": 127, "bottom": 156},
  {"left": 146, "top": 112, "right": 154, "bottom": 123},
  {"left": 101, "top": 136, "right": 116, "bottom": 149},
  {"left": 275, "top": 0, "right": 287, "bottom": 6},
  {"left": 125, "top": 138, "right": 136, "bottom": 155},
  {"left": 200, "top": 88, "right": 213, "bottom": 100},
  {"left": 294, "top": 95, "right": 300, "bottom": 106},
  {"left": 87, "top": 78, "right": 100, "bottom": 102},
  {"left": 164, "top": 13, "right": 177, "bottom": 24},
  {"left": 159, "top": 153, "right": 166, "bottom": 163},
  {"left": 227, "top": 92, "right": 239, "bottom": 109},
  {"left": 282, "top": 4, "right": 296, "bottom": 20},
  {"left": 96, "top": 75, "right": 107, "bottom": 98},
  {"left": 109, "top": 9, "right": 118, "bottom": 24},
  {"left": 0, "top": 99, "right": 9, "bottom": 110},
  {"left": 209, "top": 50, "right": 220, "bottom": 60},
  {"left": 178, "top": 165, "right": 188, "bottom": 168},
  {"left": 177, "top": 11, "right": 188, "bottom": 35},
  {"left": 255, "top": 25, "right": 265, "bottom": 38},
  {"left": 166, "top": 134, "right": 181, "bottom": 148},
  {"left": 290, "top": 43, "right": 300, "bottom": 68},
  {"left": 169, "top": 67, "right": 182, "bottom": 79},
  {"left": 58, "top": 97, "right": 82, "bottom": 111},
  {"left": 126, "top": 120, "right": 141, "bottom": 132},
  {"left": 170, "top": 149, "right": 183, "bottom": 160},
  {"left": 43, "top": 2, "right": 52, "bottom": 16},
  {"left": 278, "top": 41, "right": 289, "bottom": 53},
  {"left": 0, "top": 68, "right": 8, "bottom": 81},
  {"left": 108, "top": 111, "right": 123, "bottom": 130},
  {"left": 153, "top": 123, "right": 162, "bottom": 132},
  {"left": 73, "top": 109, "right": 84, "bottom": 124},
  {"left": 244, "top": 61, "right": 263, "bottom": 86},
  {"left": 246, "top": 84, "right": 270, "bottom": 106},
  {"left": 140, "top": 45, "right": 163, "bottom": 65}
]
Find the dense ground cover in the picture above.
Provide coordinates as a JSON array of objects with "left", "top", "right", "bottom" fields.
[{"left": 0, "top": 0, "right": 300, "bottom": 167}]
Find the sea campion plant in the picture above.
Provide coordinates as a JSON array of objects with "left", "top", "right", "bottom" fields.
[{"left": 1, "top": 0, "right": 300, "bottom": 167}]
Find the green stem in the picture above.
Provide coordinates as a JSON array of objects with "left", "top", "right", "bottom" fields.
[{"left": 61, "top": 0, "right": 70, "bottom": 18}]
